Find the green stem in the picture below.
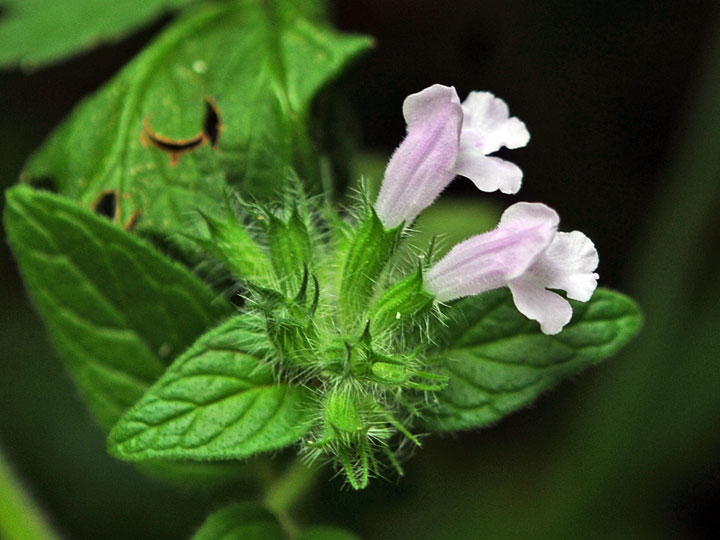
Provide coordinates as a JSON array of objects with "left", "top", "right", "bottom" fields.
[
  {"left": 263, "top": 459, "right": 320, "bottom": 539},
  {"left": 0, "top": 446, "right": 63, "bottom": 540}
]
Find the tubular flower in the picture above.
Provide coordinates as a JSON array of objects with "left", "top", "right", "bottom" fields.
[
  {"left": 374, "top": 84, "right": 530, "bottom": 228},
  {"left": 424, "top": 202, "right": 599, "bottom": 335}
]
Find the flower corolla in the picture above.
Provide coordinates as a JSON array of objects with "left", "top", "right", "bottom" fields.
[
  {"left": 424, "top": 202, "right": 599, "bottom": 334},
  {"left": 374, "top": 84, "right": 530, "bottom": 228}
]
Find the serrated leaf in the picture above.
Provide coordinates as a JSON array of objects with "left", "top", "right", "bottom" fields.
[
  {"left": 3, "top": 186, "right": 230, "bottom": 428},
  {"left": 299, "top": 526, "right": 362, "bottom": 540},
  {"left": 190, "top": 502, "right": 285, "bottom": 540},
  {"left": 108, "top": 314, "right": 316, "bottom": 461},
  {"left": 424, "top": 288, "right": 643, "bottom": 431},
  {"left": 20, "top": 1, "right": 372, "bottom": 238},
  {"left": 0, "top": 0, "right": 194, "bottom": 69}
]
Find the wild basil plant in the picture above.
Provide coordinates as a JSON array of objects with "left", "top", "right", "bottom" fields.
[{"left": 2, "top": 1, "right": 641, "bottom": 538}]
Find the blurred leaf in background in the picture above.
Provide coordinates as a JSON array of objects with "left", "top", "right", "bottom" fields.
[
  {"left": 0, "top": 445, "right": 62, "bottom": 540},
  {"left": 18, "top": 0, "right": 372, "bottom": 242},
  {"left": 531, "top": 11, "right": 720, "bottom": 537},
  {"left": 3, "top": 186, "right": 230, "bottom": 429},
  {"left": 0, "top": 0, "right": 196, "bottom": 69},
  {"left": 189, "top": 502, "right": 286, "bottom": 540}
]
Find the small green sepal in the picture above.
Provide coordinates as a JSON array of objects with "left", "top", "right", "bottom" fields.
[
  {"left": 368, "top": 262, "right": 435, "bottom": 335},
  {"left": 196, "top": 207, "right": 274, "bottom": 286},
  {"left": 308, "top": 388, "right": 415, "bottom": 490},
  {"left": 325, "top": 391, "right": 364, "bottom": 435},
  {"left": 266, "top": 205, "right": 313, "bottom": 294},
  {"left": 338, "top": 207, "right": 403, "bottom": 330},
  {"left": 257, "top": 266, "right": 323, "bottom": 368}
]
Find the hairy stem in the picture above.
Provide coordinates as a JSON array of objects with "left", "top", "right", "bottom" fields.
[{"left": 0, "top": 446, "right": 63, "bottom": 540}]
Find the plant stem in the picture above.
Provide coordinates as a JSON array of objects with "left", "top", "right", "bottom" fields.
[
  {"left": 263, "top": 459, "right": 320, "bottom": 538},
  {"left": 0, "top": 446, "right": 63, "bottom": 540}
]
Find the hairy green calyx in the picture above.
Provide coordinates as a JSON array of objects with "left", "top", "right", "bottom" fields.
[
  {"left": 98, "top": 183, "right": 640, "bottom": 490},
  {"left": 199, "top": 191, "right": 443, "bottom": 488}
]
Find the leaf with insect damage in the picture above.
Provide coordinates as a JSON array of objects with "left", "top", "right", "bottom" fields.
[{"left": 19, "top": 0, "right": 372, "bottom": 238}]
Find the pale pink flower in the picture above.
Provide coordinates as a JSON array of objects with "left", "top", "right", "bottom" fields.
[
  {"left": 375, "top": 85, "right": 530, "bottom": 228},
  {"left": 424, "top": 202, "right": 599, "bottom": 335}
]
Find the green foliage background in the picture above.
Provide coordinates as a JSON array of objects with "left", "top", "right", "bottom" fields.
[{"left": 1, "top": 1, "right": 719, "bottom": 539}]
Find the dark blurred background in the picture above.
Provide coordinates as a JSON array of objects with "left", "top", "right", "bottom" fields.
[{"left": 2, "top": 1, "right": 720, "bottom": 538}]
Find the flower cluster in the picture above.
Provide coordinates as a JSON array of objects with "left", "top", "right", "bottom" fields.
[
  {"left": 195, "top": 84, "right": 601, "bottom": 488},
  {"left": 374, "top": 84, "right": 598, "bottom": 334}
]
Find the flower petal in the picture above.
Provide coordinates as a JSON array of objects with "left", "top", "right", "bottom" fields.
[
  {"left": 508, "top": 274, "right": 573, "bottom": 335},
  {"left": 375, "top": 85, "right": 463, "bottom": 228},
  {"left": 403, "top": 84, "right": 461, "bottom": 128},
  {"left": 453, "top": 152, "right": 523, "bottom": 194},
  {"left": 497, "top": 201, "right": 559, "bottom": 234},
  {"left": 424, "top": 202, "right": 558, "bottom": 301},
  {"left": 459, "top": 91, "right": 530, "bottom": 155},
  {"left": 532, "top": 231, "right": 599, "bottom": 301}
]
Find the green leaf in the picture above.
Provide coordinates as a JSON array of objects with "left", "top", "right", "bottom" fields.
[
  {"left": 20, "top": 1, "right": 372, "bottom": 238},
  {"left": 3, "top": 185, "right": 230, "bottom": 428},
  {"left": 424, "top": 288, "right": 643, "bottom": 432},
  {"left": 0, "top": 0, "right": 194, "bottom": 69},
  {"left": 108, "top": 314, "right": 316, "bottom": 461},
  {"left": 190, "top": 502, "right": 285, "bottom": 540},
  {"left": 299, "top": 526, "right": 362, "bottom": 540}
]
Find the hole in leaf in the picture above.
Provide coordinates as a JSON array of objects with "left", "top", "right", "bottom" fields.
[
  {"left": 92, "top": 190, "right": 119, "bottom": 220},
  {"left": 141, "top": 118, "right": 206, "bottom": 166},
  {"left": 203, "top": 98, "right": 223, "bottom": 147}
]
